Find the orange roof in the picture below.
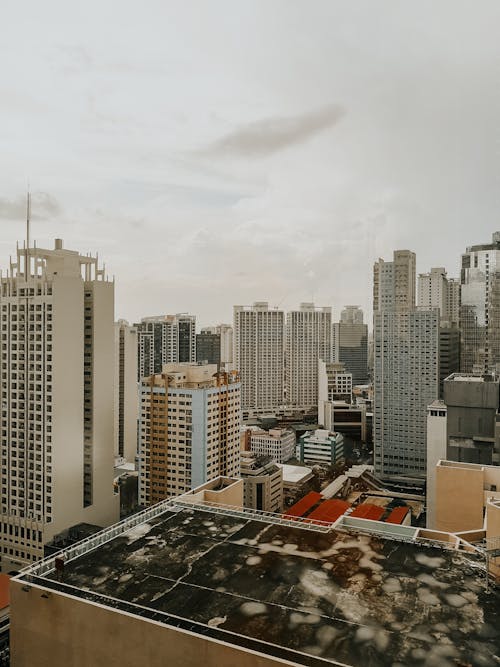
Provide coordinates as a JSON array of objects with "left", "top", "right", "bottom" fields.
[
  {"left": 0, "top": 574, "right": 10, "bottom": 610},
  {"left": 283, "top": 491, "right": 322, "bottom": 519},
  {"left": 307, "top": 499, "right": 350, "bottom": 523},
  {"left": 350, "top": 504, "right": 385, "bottom": 521},
  {"left": 385, "top": 506, "right": 409, "bottom": 525}
]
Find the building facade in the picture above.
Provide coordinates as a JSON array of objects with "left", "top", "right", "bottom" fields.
[
  {"left": 114, "top": 320, "right": 138, "bottom": 462},
  {"left": 234, "top": 303, "right": 285, "bottom": 415},
  {"left": 136, "top": 314, "right": 196, "bottom": 380},
  {"left": 460, "top": 232, "right": 500, "bottom": 374},
  {"left": 373, "top": 250, "right": 439, "bottom": 479},
  {"left": 333, "top": 306, "right": 368, "bottom": 385},
  {"left": 247, "top": 428, "right": 296, "bottom": 463},
  {"left": 138, "top": 363, "right": 241, "bottom": 504},
  {"left": 286, "top": 303, "right": 332, "bottom": 411},
  {"left": 297, "top": 429, "right": 344, "bottom": 466},
  {"left": 0, "top": 239, "right": 119, "bottom": 570},
  {"left": 195, "top": 329, "right": 221, "bottom": 366},
  {"left": 240, "top": 452, "right": 283, "bottom": 513}
]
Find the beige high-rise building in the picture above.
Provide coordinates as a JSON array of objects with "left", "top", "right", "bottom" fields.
[
  {"left": 138, "top": 363, "right": 241, "bottom": 504},
  {"left": 114, "top": 320, "right": 138, "bottom": 462},
  {"left": 373, "top": 250, "right": 416, "bottom": 312},
  {"left": 0, "top": 239, "right": 119, "bottom": 570},
  {"left": 373, "top": 249, "right": 439, "bottom": 479},
  {"left": 234, "top": 302, "right": 285, "bottom": 415},
  {"left": 418, "top": 267, "right": 461, "bottom": 326},
  {"left": 286, "top": 303, "right": 332, "bottom": 411}
]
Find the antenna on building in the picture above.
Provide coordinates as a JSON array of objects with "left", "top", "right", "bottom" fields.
[{"left": 25, "top": 186, "right": 31, "bottom": 277}]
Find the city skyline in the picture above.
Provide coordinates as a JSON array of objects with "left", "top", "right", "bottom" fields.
[{"left": 2, "top": 1, "right": 500, "bottom": 327}]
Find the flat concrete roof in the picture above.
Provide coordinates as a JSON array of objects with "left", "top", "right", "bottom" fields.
[{"left": 17, "top": 504, "right": 500, "bottom": 667}]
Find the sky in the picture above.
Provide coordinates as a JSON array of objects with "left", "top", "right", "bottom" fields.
[{"left": 1, "top": 1, "right": 500, "bottom": 328}]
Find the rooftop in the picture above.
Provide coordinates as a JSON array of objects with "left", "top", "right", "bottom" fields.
[{"left": 16, "top": 501, "right": 500, "bottom": 667}]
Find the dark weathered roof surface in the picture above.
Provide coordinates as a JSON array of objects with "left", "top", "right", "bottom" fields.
[{"left": 33, "top": 506, "right": 500, "bottom": 666}]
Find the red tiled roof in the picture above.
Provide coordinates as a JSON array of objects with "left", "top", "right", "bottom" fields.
[
  {"left": 385, "top": 506, "right": 410, "bottom": 525},
  {"left": 307, "top": 499, "right": 350, "bottom": 523},
  {"left": 283, "top": 492, "right": 322, "bottom": 519},
  {"left": 350, "top": 503, "right": 385, "bottom": 521}
]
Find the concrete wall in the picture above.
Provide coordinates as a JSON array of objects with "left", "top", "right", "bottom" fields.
[
  {"left": 10, "top": 582, "right": 300, "bottom": 667},
  {"left": 435, "top": 462, "right": 485, "bottom": 533}
]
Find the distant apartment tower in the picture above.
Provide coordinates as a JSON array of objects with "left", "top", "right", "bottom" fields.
[
  {"left": 286, "top": 303, "right": 332, "bottom": 411},
  {"left": 373, "top": 250, "right": 416, "bottom": 312},
  {"left": 139, "top": 364, "right": 241, "bottom": 504},
  {"left": 333, "top": 306, "right": 368, "bottom": 385},
  {"left": 0, "top": 239, "right": 119, "bottom": 569},
  {"left": 318, "top": 360, "right": 352, "bottom": 405},
  {"left": 196, "top": 324, "right": 234, "bottom": 370},
  {"left": 460, "top": 232, "right": 500, "bottom": 374},
  {"left": 114, "top": 320, "right": 138, "bottom": 462},
  {"left": 247, "top": 428, "right": 296, "bottom": 463},
  {"left": 418, "top": 266, "right": 461, "bottom": 326},
  {"left": 136, "top": 314, "right": 196, "bottom": 379},
  {"left": 418, "top": 267, "right": 461, "bottom": 397},
  {"left": 373, "top": 250, "right": 439, "bottom": 478},
  {"left": 196, "top": 329, "right": 220, "bottom": 366},
  {"left": 234, "top": 303, "right": 285, "bottom": 414}
]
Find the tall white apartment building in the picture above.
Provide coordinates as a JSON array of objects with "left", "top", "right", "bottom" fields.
[
  {"left": 0, "top": 239, "right": 119, "bottom": 570},
  {"left": 373, "top": 250, "right": 439, "bottom": 479},
  {"left": 373, "top": 250, "right": 416, "bottom": 312},
  {"left": 447, "top": 279, "right": 461, "bottom": 327},
  {"left": 114, "top": 320, "right": 138, "bottom": 462},
  {"left": 286, "top": 303, "right": 332, "bottom": 411},
  {"left": 213, "top": 323, "right": 233, "bottom": 369},
  {"left": 248, "top": 428, "right": 296, "bottom": 463},
  {"left": 418, "top": 267, "right": 447, "bottom": 317},
  {"left": 418, "top": 267, "right": 460, "bottom": 325},
  {"left": 136, "top": 314, "right": 196, "bottom": 380},
  {"left": 234, "top": 303, "right": 285, "bottom": 415},
  {"left": 138, "top": 363, "right": 241, "bottom": 504},
  {"left": 460, "top": 232, "right": 500, "bottom": 374}
]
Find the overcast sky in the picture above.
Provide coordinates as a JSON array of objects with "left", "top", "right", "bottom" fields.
[{"left": 1, "top": 1, "right": 499, "bottom": 327}]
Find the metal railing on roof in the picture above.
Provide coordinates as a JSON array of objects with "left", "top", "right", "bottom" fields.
[
  {"left": 15, "top": 497, "right": 182, "bottom": 579},
  {"left": 173, "top": 499, "right": 333, "bottom": 532}
]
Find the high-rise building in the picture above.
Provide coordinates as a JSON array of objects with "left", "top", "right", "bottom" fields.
[
  {"left": 138, "top": 363, "right": 241, "bottom": 504},
  {"left": 460, "top": 232, "right": 500, "bottom": 374},
  {"left": 418, "top": 267, "right": 460, "bottom": 397},
  {"left": 418, "top": 267, "right": 461, "bottom": 326},
  {"left": 286, "top": 303, "right": 332, "bottom": 411},
  {"left": 234, "top": 302, "right": 285, "bottom": 415},
  {"left": 114, "top": 320, "right": 138, "bottom": 462},
  {"left": 0, "top": 238, "right": 119, "bottom": 570},
  {"left": 373, "top": 250, "right": 416, "bottom": 312},
  {"left": 446, "top": 278, "right": 461, "bottom": 326},
  {"left": 333, "top": 306, "right": 368, "bottom": 384},
  {"left": 195, "top": 329, "right": 221, "bottom": 366},
  {"left": 418, "top": 267, "right": 448, "bottom": 317},
  {"left": 373, "top": 250, "right": 439, "bottom": 479},
  {"left": 443, "top": 373, "right": 500, "bottom": 465},
  {"left": 318, "top": 360, "right": 352, "bottom": 408},
  {"left": 136, "top": 314, "right": 196, "bottom": 379}
]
